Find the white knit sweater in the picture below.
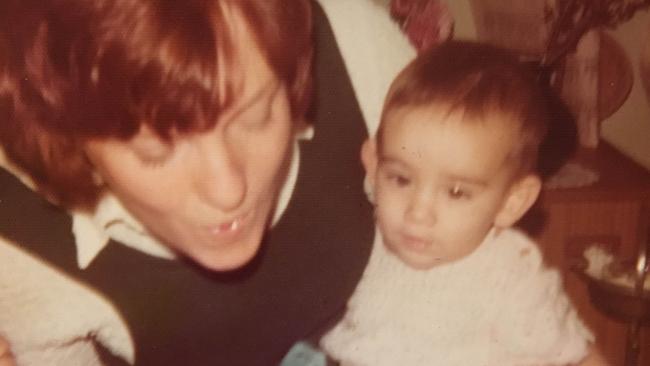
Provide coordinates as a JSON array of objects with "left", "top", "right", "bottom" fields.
[{"left": 321, "top": 228, "right": 594, "bottom": 366}]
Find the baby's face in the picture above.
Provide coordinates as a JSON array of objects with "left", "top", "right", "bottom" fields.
[{"left": 370, "top": 106, "right": 521, "bottom": 269}]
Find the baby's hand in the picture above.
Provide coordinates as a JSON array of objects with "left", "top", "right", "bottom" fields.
[{"left": 0, "top": 336, "right": 16, "bottom": 366}]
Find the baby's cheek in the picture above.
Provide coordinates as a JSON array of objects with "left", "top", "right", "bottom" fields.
[{"left": 375, "top": 204, "right": 394, "bottom": 225}]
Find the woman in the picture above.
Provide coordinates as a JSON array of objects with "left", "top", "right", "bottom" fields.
[{"left": 0, "top": 0, "right": 413, "bottom": 364}]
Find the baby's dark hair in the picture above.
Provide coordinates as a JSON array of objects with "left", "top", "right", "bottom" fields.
[{"left": 379, "top": 40, "right": 551, "bottom": 175}]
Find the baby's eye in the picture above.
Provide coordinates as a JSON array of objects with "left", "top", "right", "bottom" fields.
[
  {"left": 384, "top": 173, "right": 410, "bottom": 187},
  {"left": 448, "top": 185, "right": 470, "bottom": 199},
  {"left": 393, "top": 175, "right": 410, "bottom": 187}
]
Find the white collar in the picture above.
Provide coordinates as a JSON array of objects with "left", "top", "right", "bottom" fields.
[
  {"left": 71, "top": 194, "right": 178, "bottom": 268},
  {"left": 72, "top": 129, "right": 312, "bottom": 269}
]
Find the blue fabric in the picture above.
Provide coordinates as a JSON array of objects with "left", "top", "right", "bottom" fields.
[{"left": 280, "top": 342, "right": 327, "bottom": 366}]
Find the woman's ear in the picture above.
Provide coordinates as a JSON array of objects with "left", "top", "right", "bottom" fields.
[{"left": 494, "top": 174, "right": 542, "bottom": 228}]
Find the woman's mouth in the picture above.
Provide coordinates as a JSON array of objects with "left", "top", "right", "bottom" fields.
[{"left": 212, "top": 219, "right": 240, "bottom": 233}]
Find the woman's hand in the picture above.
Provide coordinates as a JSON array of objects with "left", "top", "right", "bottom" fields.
[{"left": 0, "top": 336, "right": 16, "bottom": 366}]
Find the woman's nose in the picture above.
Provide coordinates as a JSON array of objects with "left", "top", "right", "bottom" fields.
[
  {"left": 405, "top": 188, "right": 436, "bottom": 225},
  {"left": 193, "top": 136, "right": 246, "bottom": 212}
]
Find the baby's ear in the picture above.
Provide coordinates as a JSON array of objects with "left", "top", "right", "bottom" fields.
[
  {"left": 494, "top": 174, "right": 542, "bottom": 228},
  {"left": 361, "top": 138, "right": 379, "bottom": 203},
  {"left": 360, "top": 138, "right": 378, "bottom": 179}
]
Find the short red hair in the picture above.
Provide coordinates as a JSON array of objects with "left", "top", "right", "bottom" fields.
[{"left": 0, "top": 0, "right": 313, "bottom": 210}]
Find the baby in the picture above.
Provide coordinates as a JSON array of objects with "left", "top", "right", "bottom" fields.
[{"left": 321, "top": 41, "right": 607, "bottom": 366}]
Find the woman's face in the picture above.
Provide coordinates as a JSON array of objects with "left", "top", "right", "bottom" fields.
[{"left": 85, "top": 18, "right": 294, "bottom": 271}]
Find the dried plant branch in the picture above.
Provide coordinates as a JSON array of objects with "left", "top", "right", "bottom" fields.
[{"left": 541, "top": 0, "right": 650, "bottom": 68}]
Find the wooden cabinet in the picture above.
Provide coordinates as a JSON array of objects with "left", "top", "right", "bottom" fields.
[{"left": 530, "top": 142, "right": 650, "bottom": 365}]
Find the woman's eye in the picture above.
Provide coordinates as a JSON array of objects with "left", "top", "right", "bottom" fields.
[
  {"left": 237, "top": 103, "right": 273, "bottom": 130},
  {"left": 240, "top": 115, "right": 268, "bottom": 130},
  {"left": 134, "top": 147, "right": 175, "bottom": 168},
  {"left": 129, "top": 128, "right": 177, "bottom": 168},
  {"left": 140, "top": 157, "right": 169, "bottom": 168}
]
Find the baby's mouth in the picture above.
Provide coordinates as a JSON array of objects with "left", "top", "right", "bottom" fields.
[
  {"left": 208, "top": 211, "right": 250, "bottom": 236},
  {"left": 400, "top": 233, "right": 432, "bottom": 251}
]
